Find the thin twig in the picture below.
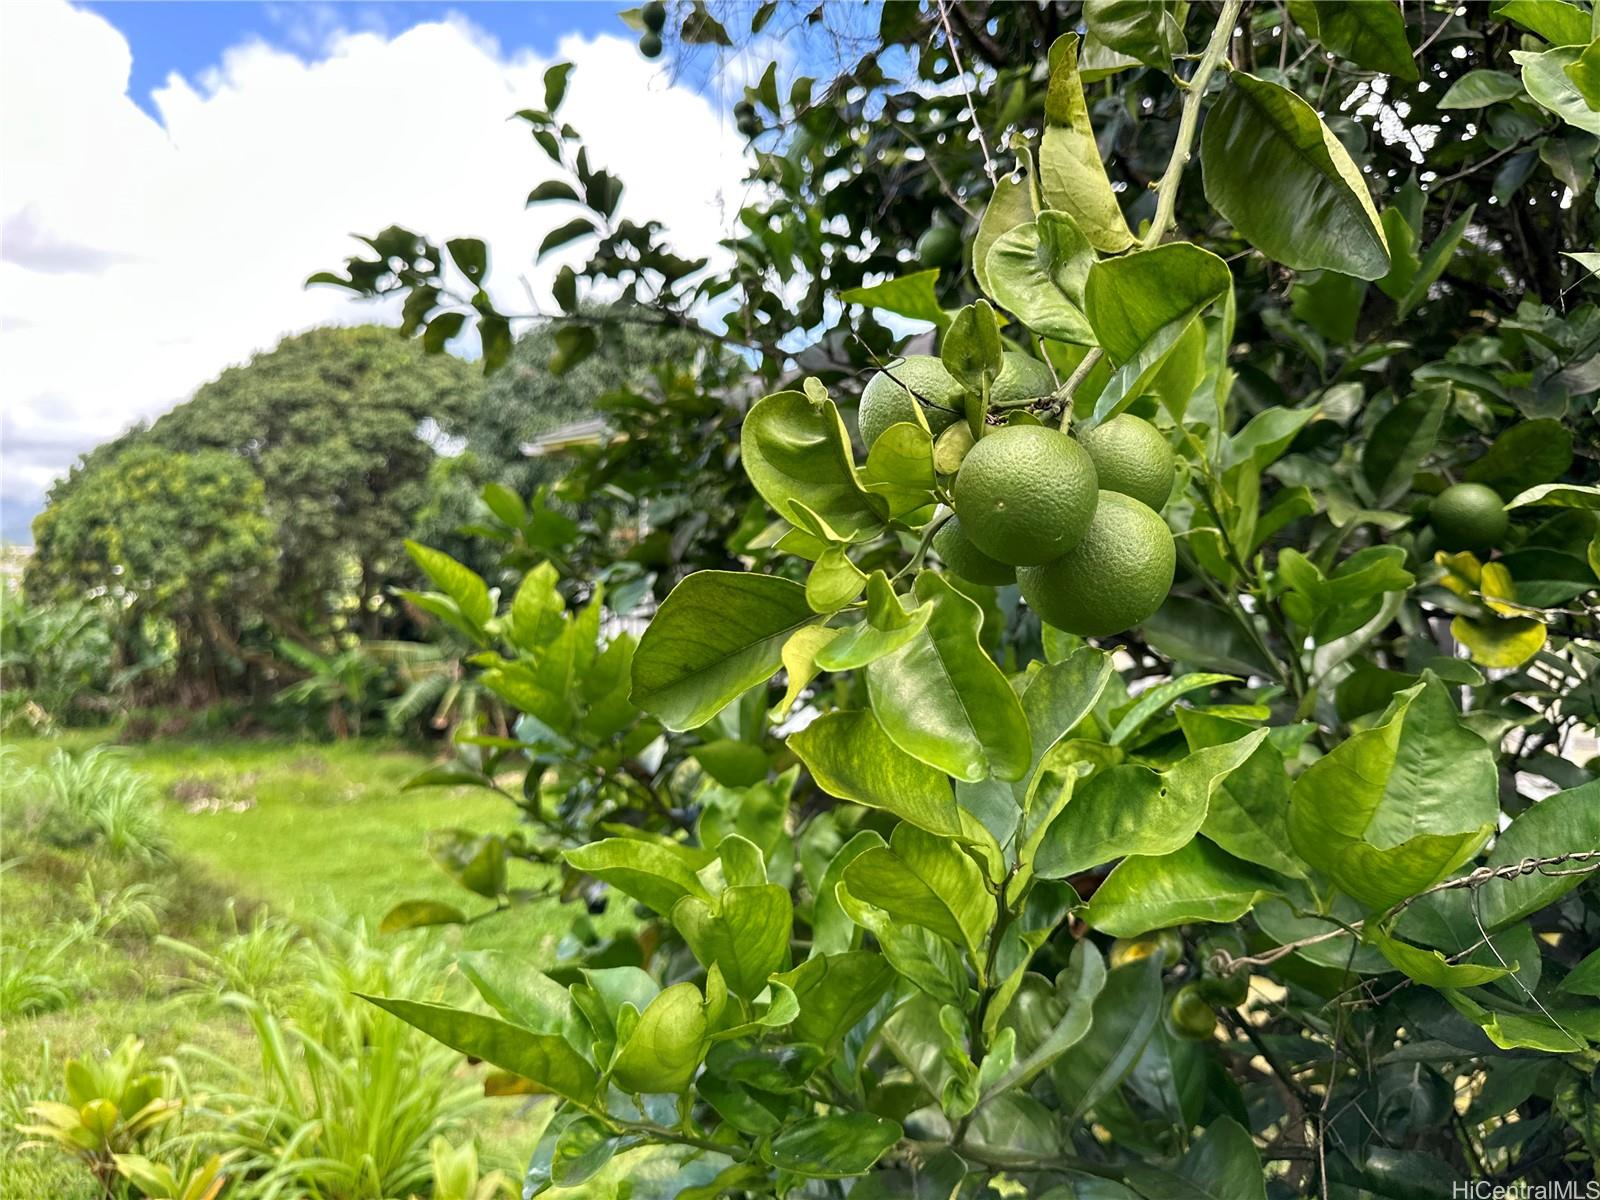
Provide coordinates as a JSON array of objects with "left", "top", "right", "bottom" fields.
[
  {"left": 934, "top": 0, "right": 997, "bottom": 187},
  {"left": 1213, "top": 852, "right": 1600, "bottom": 976}
]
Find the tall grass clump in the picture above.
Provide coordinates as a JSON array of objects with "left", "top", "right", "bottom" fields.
[
  {"left": 185, "top": 924, "right": 482, "bottom": 1200},
  {"left": 21, "top": 747, "right": 166, "bottom": 861}
]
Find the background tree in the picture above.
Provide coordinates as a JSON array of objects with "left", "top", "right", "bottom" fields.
[
  {"left": 28, "top": 445, "right": 277, "bottom": 705},
  {"left": 138, "top": 325, "right": 482, "bottom": 638}
]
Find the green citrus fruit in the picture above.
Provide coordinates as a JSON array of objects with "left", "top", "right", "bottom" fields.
[
  {"left": 932, "top": 515, "right": 1016, "bottom": 586},
  {"left": 1169, "top": 984, "right": 1217, "bottom": 1040},
  {"left": 917, "top": 222, "right": 963, "bottom": 269},
  {"left": 1430, "top": 482, "right": 1508, "bottom": 552},
  {"left": 1016, "top": 491, "right": 1175, "bottom": 636},
  {"left": 1108, "top": 928, "right": 1184, "bottom": 970},
  {"left": 1079, "top": 414, "right": 1175, "bottom": 511},
  {"left": 990, "top": 351, "right": 1055, "bottom": 406},
  {"left": 858, "top": 356, "right": 966, "bottom": 447},
  {"left": 639, "top": 31, "right": 663, "bottom": 57},
  {"left": 952, "top": 425, "right": 1099, "bottom": 566},
  {"left": 642, "top": 0, "right": 667, "bottom": 31}
]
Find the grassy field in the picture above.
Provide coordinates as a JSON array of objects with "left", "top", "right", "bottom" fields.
[
  {"left": 3, "top": 732, "right": 589, "bottom": 947},
  {"left": 0, "top": 731, "right": 599, "bottom": 1197}
]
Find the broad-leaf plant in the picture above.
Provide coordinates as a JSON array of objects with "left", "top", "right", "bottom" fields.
[{"left": 327, "top": 2, "right": 1600, "bottom": 1194}]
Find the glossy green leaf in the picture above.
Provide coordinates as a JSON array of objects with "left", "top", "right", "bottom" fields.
[
  {"left": 986, "top": 940, "right": 1107, "bottom": 1098},
  {"left": 963, "top": 1093, "right": 1063, "bottom": 1166},
  {"left": 775, "top": 951, "right": 896, "bottom": 1052},
  {"left": 609, "top": 982, "right": 709, "bottom": 1094},
  {"left": 810, "top": 831, "right": 884, "bottom": 957},
  {"left": 632, "top": 571, "right": 821, "bottom": 730},
  {"left": 1567, "top": 40, "right": 1600, "bottom": 109},
  {"left": 1288, "top": 0, "right": 1417, "bottom": 80},
  {"left": 1084, "top": 0, "right": 1186, "bottom": 69},
  {"left": 673, "top": 885, "right": 792, "bottom": 1000},
  {"left": 1052, "top": 957, "right": 1162, "bottom": 1125},
  {"left": 1084, "top": 242, "right": 1232, "bottom": 366},
  {"left": 805, "top": 546, "right": 866, "bottom": 613},
  {"left": 1366, "top": 928, "right": 1512, "bottom": 988},
  {"left": 974, "top": 165, "right": 1038, "bottom": 301},
  {"left": 1507, "top": 482, "right": 1600, "bottom": 509},
  {"left": 1039, "top": 34, "right": 1135, "bottom": 252},
  {"left": 1516, "top": 45, "right": 1600, "bottom": 135},
  {"left": 1361, "top": 382, "right": 1451, "bottom": 506},
  {"left": 1559, "top": 947, "right": 1600, "bottom": 996},
  {"left": 1496, "top": 0, "right": 1591, "bottom": 46},
  {"left": 1439, "top": 69, "right": 1526, "bottom": 108},
  {"left": 840, "top": 269, "right": 951, "bottom": 332},
  {"left": 1444, "top": 991, "right": 1586, "bottom": 1054},
  {"left": 842, "top": 823, "right": 993, "bottom": 961},
  {"left": 359, "top": 995, "right": 597, "bottom": 1103},
  {"left": 861, "top": 422, "right": 937, "bottom": 518},
  {"left": 550, "top": 1117, "right": 639, "bottom": 1188},
  {"left": 1479, "top": 780, "right": 1600, "bottom": 928},
  {"left": 404, "top": 540, "right": 493, "bottom": 630},
  {"left": 1144, "top": 595, "right": 1275, "bottom": 676},
  {"left": 1278, "top": 545, "right": 1415, "bottom": 641},
  {"left": 865, "top": 571, "right": 1031, "bottom": 783},
  {"left": 564, "top": 838, "right": 712, "bottom": 915},
  {"left": 1126, "top": 1116, "right": 1269, "bottom": 1200},
  {"left": 1084, "top": 839, "right": 1282, "bottom": 936},
  {"left": 379, "top": 899, "right": 467, "bottom": 934},
  {"left": 741, "top": 390, "right": 882, "bottom": 542},
  {"left": 1201, "top": 72, "right": 1389, "bottom": 279},
  {"left": 839, "top": 891, "right": 968, "bottom": 1005},
  {"left": 1464, "top": 419, "right": 1574, "bottom": 496},
  {"left": 771, "top": 625, "right": 841, "bottom": 718},
  {"left": 985, "top": 212, "right": 1096, "bottom": 344},
  {"left": 457, "top": 951, "right": 577, "bottom": 1036},
  {"left": 1178, "top": 710, "right": 1307, "bottom": 879},
  {"left": 1034, "top": 729, "right": 1267, "bottom": 879},
  {"left": 1019, "top": 648, "right": 1116, "bottom": 777},
  {"left": 1109, "top": 671, "right": 1238, "bottom": 747},
  {"left": 1452, "top": 612, "right": 1548, "bottom": 670},
  {"left": 763, "top": 1112, "right": 902, "bottom": 1178},
  {"left": 1288, "top": 679, "right": 1497, "bottom": 911},
  {"left": 789, "top": 709, "right": 962, "bottom": 836},
  {"left": 814, "top": 572, "right": 930, "bottom": 672}
]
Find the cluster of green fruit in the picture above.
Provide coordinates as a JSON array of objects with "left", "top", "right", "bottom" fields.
[
  {"left": 638, "top": 0, "right": 665, "bottom": 58},
  {"left": 860, "top": 355, "right": 1178, "bottom": 638},
  {"left": 1108, "top": 929, "right": 1248, "bottom": 1041}
]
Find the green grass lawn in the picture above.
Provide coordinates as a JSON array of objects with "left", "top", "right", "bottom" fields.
[
  {"left": 0, "top": 731, "right": 608, "bottom": 1197},
  {"left": 4, "top": 733, "right": 592, "bottom": 954}
]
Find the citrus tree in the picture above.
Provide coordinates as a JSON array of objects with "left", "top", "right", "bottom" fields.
[{"left": 325, "top": 1, "right": 1599, "bottom": 1194}]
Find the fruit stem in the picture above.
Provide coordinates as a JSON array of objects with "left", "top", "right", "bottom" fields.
[
  {"left": 1141, "top": 0, "right": 1243, "bottom": 252},
  {"left": 893, "top": 507, "right": 955, "bottom": 583},
  {"left": 1051, "top": 349, "right": 1100, "bottom": 428},
  {"left": 1052, "top": 0, "right": 1241, "bottom": 431}
]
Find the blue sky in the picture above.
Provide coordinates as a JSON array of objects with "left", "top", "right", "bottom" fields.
[{"left": 80, "top": 2, "right": 621, "bottom": 120}]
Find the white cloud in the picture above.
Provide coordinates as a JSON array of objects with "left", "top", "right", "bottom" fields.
[{"left": 0, "top": 1, "right": 752, "bottom": 540}]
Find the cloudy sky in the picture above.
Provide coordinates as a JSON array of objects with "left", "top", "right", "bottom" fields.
[{"left": 0, "top": 1, "right": 793, "bottom": 542}]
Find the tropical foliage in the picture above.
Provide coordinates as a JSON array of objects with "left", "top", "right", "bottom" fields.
[{"left": 319, "top": 1, "right": 1600, "bottom": 1194}]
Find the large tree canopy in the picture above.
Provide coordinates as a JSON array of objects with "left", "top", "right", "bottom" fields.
[
  {"left": 142, "top": 325, "right": 482, "bottom": 628},
  {"left": 28, "top": 444, "right": 276, "bottom": 701}
]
